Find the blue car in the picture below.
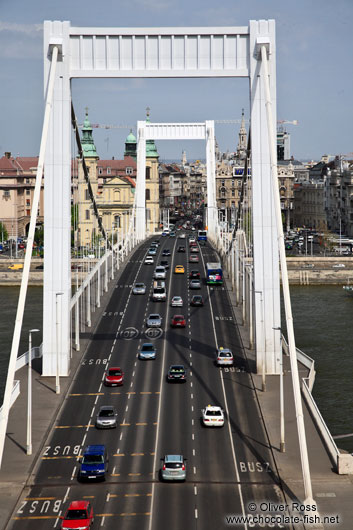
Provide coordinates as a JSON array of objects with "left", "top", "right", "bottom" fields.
[
  {"left": 79, "top": 445, "right": 108, "bottom": 481},
  {"left": 139, "top": 343, "right": 157, "bottom": 360}
]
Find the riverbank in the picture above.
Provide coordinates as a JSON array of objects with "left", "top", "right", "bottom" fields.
[{"left": 2, "top": 256, "right": 353, "bottom": 284}]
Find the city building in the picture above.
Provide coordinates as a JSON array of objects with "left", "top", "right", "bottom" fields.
[
  {"left": 0, "top": 153, "right": 44, "bottom": 239},
  {"left": 293, "top": 179, "right": 327, "bottom": 231}
]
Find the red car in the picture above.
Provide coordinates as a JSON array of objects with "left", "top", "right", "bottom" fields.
[
  {"left": 104, "top": 367, "right": 124, "bottom": 386},
  {"left": 171, "top": 314, "right": 186, "bottom": 328},
  {"left": 61, "top": 500, "right": 94, "bottom": 530}
]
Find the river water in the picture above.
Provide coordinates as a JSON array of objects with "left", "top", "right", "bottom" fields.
[{"left": 1, "top": 285, "right": 352, "bottom": 452}]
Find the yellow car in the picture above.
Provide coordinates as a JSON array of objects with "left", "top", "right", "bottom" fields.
[
  {"left": 8, "top": 264, "right": 23, "bottom": 270},
  {"left": 174, "top": 265, "right": 185, "bottom": 274}
]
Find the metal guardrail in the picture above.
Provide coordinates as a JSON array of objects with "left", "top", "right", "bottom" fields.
[
  {"left": 15, "top": 345, "right": 42, "bottom": 372},
  {"left": 302, "top": 379, "right": 340, "bottom": 467}
]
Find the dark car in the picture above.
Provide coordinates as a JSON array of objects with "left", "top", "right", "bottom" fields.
[
  {"left": 162, "top": 249, "right": 171, "bottom": 256},
  {"left": 78, "top": 445, "right": 108, "bottom": 481},
  {"left": 189, "top": 270, "right": 201, "bottom": 279},
  {"left": 178, "top": 246, "right": 186, "bottom": 253},
  {"left": 160, "top": 260, "right": 170, "bottom": 270},
  {"left": 167, "top": 364, "right": 187, "bottom": 382},
  {"left": 171, "top": 314, "right": 186, "bottom": 328},
  {"left": 191, "top": 295, "right": 204, "bottom": 306}
]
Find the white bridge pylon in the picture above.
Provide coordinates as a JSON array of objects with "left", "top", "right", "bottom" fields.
[
  {"left": 136, "top": 121, "right": 217, "bottom": 241},
  {"left": 40, "top": 19, "right": 280, "bottom": 380}
]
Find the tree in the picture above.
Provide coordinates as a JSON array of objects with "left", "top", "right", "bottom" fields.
[
  {"left": 34, "top": 225, "right": 44, "bottom": 247},
  {"left": 0, "top": 221, "right": 8, "bottom": 242}
]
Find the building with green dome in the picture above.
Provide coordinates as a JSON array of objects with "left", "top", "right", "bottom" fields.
[{"left": 77, "top": 109, "right": 160, "bottom": 246}]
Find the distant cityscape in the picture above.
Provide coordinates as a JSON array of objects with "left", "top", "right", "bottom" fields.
[{"left": 0, "top": 108, "right": 352, "bottom": 249}]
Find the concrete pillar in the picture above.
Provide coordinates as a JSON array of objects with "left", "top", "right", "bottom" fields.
[
  {"left": 249, "top": 19, "right": 281, "bottom": 374},
  {"left": 42, "top": 21, "right": 71, "bottom": 376}
]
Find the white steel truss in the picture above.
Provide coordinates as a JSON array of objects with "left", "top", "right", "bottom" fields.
[
  {"left": 135, "top": 121, "right": 216, "bottom": 241},
  {"left": 42, "top": 19, "right": 280, "bottom": 380}
]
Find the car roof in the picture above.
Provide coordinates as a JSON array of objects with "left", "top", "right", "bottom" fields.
[
  {"left": 172, "top": 295, "right": 182, "bottom": 299},
  {"left": 99, "top": 405, "right": 115, "bottom": 410},
  {"left": 142, "top": 342, "right": 154, "bottom": 347},
  {"left": 170, "top": 364, "right": 185, "bottom": 370},
  {"left": 204, "top": 405, "right": 222, "bottom": 412},
  {"left": 68, "top": 500, "right": 89, "bottom": 510},
  {"left": 173, "top": 314, "right": 185, "bottom": 318},
  {"left": 164, "top": 454, "right": 183, "bottom": 463},
  {"left": 218, "top": 348, "right": 232, "bottom": 354},
  {"left": 84, "top": 444, "right": 106, "bottom": 455},
  {"left": 149, "top": 313, "right": 161, "bottom": 318},
  {"left": 108, "top": 366, "right": 121, "bottom": 370}
]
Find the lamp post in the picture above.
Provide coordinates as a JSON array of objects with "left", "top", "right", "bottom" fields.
[
  {"left": 55, "top": 292, "right": 64, "bottom": 394},
  {"left": 26, "top": 328, "right": 40, "bottom": 455},
  {"left": 273, "top": 326, "right": 285, "bottom": 452},
  {"left": 255, "top": 290, "right": 266, "bottom": 391}
]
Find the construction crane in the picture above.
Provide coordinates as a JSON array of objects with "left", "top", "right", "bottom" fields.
[
  {"left": 277, "top": 119, "right": 298, "bottom": 132},
  {"left": 78, "top": 119, "right": 251, "bottom": 129}
]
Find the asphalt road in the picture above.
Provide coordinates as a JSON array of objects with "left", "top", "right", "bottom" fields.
[{"left": 9, "top": 235, "right": 288, "bottom": 530}]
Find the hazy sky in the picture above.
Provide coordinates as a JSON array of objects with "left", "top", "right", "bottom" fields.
[{"left": 0, "top": 0, "right": 352, "bottom": 162}]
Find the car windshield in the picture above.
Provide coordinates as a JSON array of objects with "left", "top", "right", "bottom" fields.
[
  {"left": 150, "top": 315, "right": 159, "bottom": 320},
  {"left": 65, "top": 509, "right": 88, "bottom": 520},
  {"left": 174, "top": 316, "right": 184, "bottom": 321},
  {"left": 142, "top": 344, "right": 154, "bottom": 351},
  {"left": 135, "top": 284, "right": 144, "bottom": 288},
  {"left": 170, "top": 367, "right": 184, "bottom": 373},
  {"left": 205, "top": 410, "right": 222, "bottom": 416},
  {"left": 220, "top": 351, "right": 232, "bottom": 357},
  {"left": 99, "top": 409, "right": 114, "bottom": 417},
  {"left": 165, "top": 462, "right": 183, "bottom": 469},
  {"left": 82, "top": 455, "right": 104, "bottom": 464},
  {"left": 109, "top": 369, "right": 121, "bottom": 376}
]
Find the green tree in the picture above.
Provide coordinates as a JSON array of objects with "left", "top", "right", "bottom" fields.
[
  {"left": 0, "top": 221, "right": 8, "bottom": 243},
  {"left": 34, "top": 225, "right": 44, "bottom": 247}
]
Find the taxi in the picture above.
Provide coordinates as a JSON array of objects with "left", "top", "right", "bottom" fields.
[
  {"left": 216, "top": 347, "right": 234, "bottom": 366},
  {"left": 201, "top": 405, "right": 225, "bottom": 427},
  {"left": 174, "top": 264, "right": 185, "bottom": 274}
]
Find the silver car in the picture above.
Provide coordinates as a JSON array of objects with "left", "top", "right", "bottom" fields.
[
  {"left": 139, "top": 343, "right": 157, "bottom": 360},
  {"left": 146, "top": 313, "right": 162, "bottom": 327},
  {"left": 132, "top": 282, "right": 146, "bottom": 295},
  {"left": 154, "top": 266, "right": 166, "bottom": 280},
  {"left": 171, "top": 296, "right": 183, "bottom": 307},
  {"left": 95, "top": 405, "right": 118, "bottom": 429},
  {"left": 161, "top": 454, "right": 186, "bottom": 481}
]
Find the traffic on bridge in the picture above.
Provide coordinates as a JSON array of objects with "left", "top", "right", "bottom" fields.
[{"left": 10, "top": 227, "right": 283, "bottom": 529}]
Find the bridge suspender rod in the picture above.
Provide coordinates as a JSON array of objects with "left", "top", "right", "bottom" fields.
[
  {"left": 0, "top": 45, "right": 59, "bottom": 470},
  {"left": 71, "top": 103, "right": 110, "bottom": 249},
  {"left": 260, "top": 43, "right": 314, "bottom": 505}
]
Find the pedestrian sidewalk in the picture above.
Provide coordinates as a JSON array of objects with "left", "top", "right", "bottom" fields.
[{"left": 225, "top": 275, "right": 353, "bottom": 529}]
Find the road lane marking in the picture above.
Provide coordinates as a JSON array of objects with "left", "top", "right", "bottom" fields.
[
  {"left": 63, "top": 487, "right": 70, "bottom": 504},
  {"left": 202, "top": 249, "right": 248, "bottom": 527}
]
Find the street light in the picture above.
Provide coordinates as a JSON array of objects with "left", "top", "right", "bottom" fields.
[
  {"left": 27, "top": 328, "right": 40, "bottom": 455},
  {"left": 273, "top": 326, "right": 285, "bottom": 453},
  {"left": 55, "top": 292, "right": 64, "bottom": 394}
]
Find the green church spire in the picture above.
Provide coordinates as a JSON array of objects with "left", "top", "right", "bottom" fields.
[{"left": 81, "top": 108, "right": 99, "bottom": 159}]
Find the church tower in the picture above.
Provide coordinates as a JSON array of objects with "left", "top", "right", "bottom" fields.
[
  {"left": 237, "top": 109, "right": 247, "bottom": 159},
  {"left": 78, "top": 109, "right": 99, "bottom": 246},
  {"left": 124, "top": 130, "right": 137, "bottom": 161}
]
